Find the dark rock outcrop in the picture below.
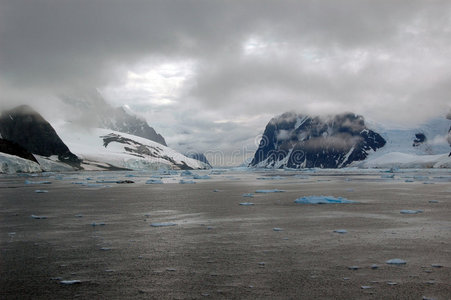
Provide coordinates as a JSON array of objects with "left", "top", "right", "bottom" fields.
[
  {"left": 250, "top": 112, "right": 386, "bottom": 169},
  {"left": 0, "top": 105, "right": 80, "bottom": 167},
  {"left": 0, "top": 139, "right": 38, "bottom": 163}
]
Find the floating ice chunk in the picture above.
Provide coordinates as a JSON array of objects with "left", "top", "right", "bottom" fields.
[
  {"left": 146, "top": 179, "right": 163, "bottom": 184},
  {"left": 333, "top": 229, "right": 348, "bottom": 234},
  {"left": 150, "top": 222, "right": 177, "bottom": 227},
  {"left": 255, "top": 189, "right": 284, "bottom": 193},
  {"left": 193, "top": 174, "right": 211, "bottom": 179},
  {"left": 91, "top": 222, "right": 106, "bottom": 226},
  {"left": 242, "top": 193, "right": 254, "bottom": 198},
  {"left": 239, "top": 202, "right": 254, "bottom": 206},
  {"left": 431, "top": 264, "right": 443, "bottom": 268},
  {"left": 428, "top": 200, "right": 439, "bottom": 203},
  {"left": 100, "top": 247, "right": 111, "bottom": 251},
  {"left": 179, "top": 180, "right": 196, "bottom": 184},
  {"left": 60, "top": 280, "right": 81, "bottom": 285},
  {"left": 75, "top": 214, "right": 83, "bottom": 218},
  {"left": 31, "top": 215, "right": 47, "bottom": 219},
  {"left": 180, "top": 170, "right": 193, "bottom": 176},
  {"left": 213, "top": 189, "right": 220, "bottom": 192},
  {"left": 405, "top": 179, "right": 414, "bottom": 183},
  {"left": 166, "top": 268, "right": 176, "bottom": 272},
  {"left": 371, "top": 264, "right": 379, "bottom": 269},
  {"left": 116, "top": 180, "right": 134, "bottom": 184},
  {"left": 34, "top": 190, "right": 48, "bottom": 193},
  {"left": 96, "top": 180, "right": 117, "bottom": 183},
  {"left": 25, "top": 180, "right": 52, "bottom": 185},
  {"left": 273, "top": 228, "right": 283, "bottom": 231},
  {"left": 400, "top": 210, "right": 423, "bottom": 214},
  {"left": 125, "top": 174, "right": 137, "bottom": 177},
  {"left": 387, "top": 282, "right": 397, "bottom": 286},
  {"left": 386, "top": 258, "right": 407, "bottom": 265},
  {"left": 361, "top": 286, "right": 372, "bottom": 289},
  {"left": 294, "top": 196, "right": 355, "bottom": 204},
  {"left": 256, "top": 176, "right": 283, "bottom": 180},
  {"left": 422, "top": 297, "right": 437, "bottom": 300},
  {"left": 348, "top": 266, "right": 359, "bottom": 270}
]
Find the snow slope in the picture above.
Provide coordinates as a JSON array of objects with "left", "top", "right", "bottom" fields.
[
  {"left": 355, "top": 117, "right": 451, "bottom": 168},
  {"left": 55, "top": 124, "right": 209, "bottom": 170}
]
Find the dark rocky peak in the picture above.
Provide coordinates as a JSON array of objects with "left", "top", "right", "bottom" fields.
[
  {"left": 0, "top": 105, "right": 80, "bottom": 167},
  {"left": 0, "top": 138, "right": 38, "bottom": 163},
  {"left": 250, "top": 112, "right": 386, "bottom": 169}
]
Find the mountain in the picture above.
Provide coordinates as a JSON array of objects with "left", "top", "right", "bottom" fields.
[
  {"left": 62, "top": 94, "right": 167, "bottom": 146},
  {"left": 249, "top": 112, "right": 386, "bottom": 169},
  {"left": 185, "top": 153, "right": 212, "bottom": 167},
  {"left": 0, "top": 105, "right": 80, "bottom": 167},
  {"left": 0, "top": 138, "right": 38, "bottom": 163},
  {"left": 55, "top": 124, "right": 209, "bottom": 170}
]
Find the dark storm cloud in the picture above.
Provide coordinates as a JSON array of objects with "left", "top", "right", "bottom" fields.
[{"left": 1, "top": 0, "right": 451, "bottom": 164}]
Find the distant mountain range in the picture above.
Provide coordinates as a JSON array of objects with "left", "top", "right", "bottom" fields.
[
  {"left": 0, "top": 105, "right": 209, "bottom": 173},
  {"left": 249, "top": 112, "right": 451, "bottom": 169}
]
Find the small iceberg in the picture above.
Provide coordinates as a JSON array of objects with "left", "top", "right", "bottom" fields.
[
  {"left": 60, "top": 280, "right": 81, "bottom": 285},
  {"left": 146, "top": 179, "right": 163, "bottom": 184},
  {"left": 25, "top": 180, "right": 52, "bottom": 185},
  {"left": 180, "top": 170, "right": 193, "bottom": 176},
  {"left": 272, "top": 228, "right": 283, "bottom": 231},
  {"left": 193, "top": 174, "right": 211, "bottom": 179},
  {"left": 179, "top": 180, "right": 196, "bottom": 184},
  {"left": 31, "top": 215, "right": 47, "bottom": 219},
  {"left": 381, "top": 174, "right": 395, "bottom": 179},
  {"left": 242, "top": 193, "right": 254, "bottom": 198},
  {"left": 386, "top": 258, "right": 407, "bottom": 265},
  {"left": 255, "top": 189, "right": 284, "bottom": 193},
  {"left": 91, "top": 222, "right": 106, "bottom": 226},
  {"left": 333, "top": 229, "right": 348, "bottom": 234},
  {"left": 294, "top": 196, "right": 355, "bottom": 204},
  {"left": 150, "top": 222, "right": 177, "bottom": 227},
  {"left": 239, "top": 202, "right": 254, "bottom": 206},
  {"left": 400, "top": 210, "right": 423, "bottom": 214},
  {"left": 34, "top": 190, "right": 48, "bottom": 193}
]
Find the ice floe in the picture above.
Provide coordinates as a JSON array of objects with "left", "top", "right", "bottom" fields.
[
  {"left": 400, "top": 210, "right": 423, "bottom": 214},
  {"left": 386, "top": 258, "right": 407, "bottom": 265},
  {"left": 31, "top": 215, "right": 48, "bottom": 219},
  {"left": 294, "top": 196, "right": 355, "bottom": 204},
  {"left": 91, "top": 222, "right": 106, "bottom": 226},
  {"left": 59, "top": 280, "right": 81, "bottom": 285},
  {"left": 150, "top": 222, "right": 177, "bottom": 227},
  {"left": 239, "top": 202, "right": 254, "bottom": 206},
  {"left": 255, "top": 189, "right": 284, "bottom": 193},
  {"left": 242, "top": 193, "right": 254, "bottom": 198},
  {"left": 272, "top": 228, "right": 283, "bottom": 231},
  {"left": 34, "top": 190, "right": 48, "bottom": 193},
  {"left": 25, "top": 180, "right": 52, "bottom": 185},
  {"left": 179, "top": 180, "right": 196, "bottom": 184},
  {"left": 146, "top": 179, "right": 163, "bottom": 184},
  {"left": 193, "top": 174, "right": 211, "bottom": 179},
  {"left": 333, "top": 229, "right": 348, "bottom": 234}
]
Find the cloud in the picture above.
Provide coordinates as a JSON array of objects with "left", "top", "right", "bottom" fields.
[{"left": 1, "top": 0, "right": 451, "bottom": 165}]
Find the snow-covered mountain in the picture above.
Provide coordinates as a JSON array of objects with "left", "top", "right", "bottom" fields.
[
  {"left": 355, "top": 117, "right": 451, "bottom": 168},
  {"left": 61, "top": 93, "right": 167, "bottom": 146},
  {"left": 54, "top": 124, "right": 209, "bottom": 171},
  {"left": 249, "top": 112, "right": 386, "bottom": 169}
]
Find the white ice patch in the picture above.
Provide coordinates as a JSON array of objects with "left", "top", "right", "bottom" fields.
[
  {"left": 146, "top": 179, "right": 163, "bottom": 184},
  {"left": 239, "top": 202, "right": 254, "bottom": 206},
  {"left": 400, "top": 210, "right": 423, "bottom": 214},
  {"left": 150, "top": 222, "right": 177, "bottom": 227},
  {"left": 386, "top": 258, "right": 407, "bottom": 265}
]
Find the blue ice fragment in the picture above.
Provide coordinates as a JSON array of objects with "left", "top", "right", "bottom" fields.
[
  {"left": 273, "top": 228, "right": 283, "bottom": 231},
  {"left": 400, "top": 210, "right": 423, "bottom": 214},
  {"left": 60, "top": 280, "right": 81, "bottom": 285},
  {"left": 386, "top": 258, "right": 407, "bottom": 265},
  {"left": 239, "top": 202, "right": 254, "bottom": 206},
  {"left": 193, "top": 174, "right": 211, "bottom": 179},
  {"left": 242, "top": 193, "right": 254, "bottom": 198},
  {"left": 146, "top": 179, "right": 163, "bottom": 184},
  {"left": 31, "top": 214, "right": 48, "bottom": 219},
  {"left": 381, "top": 174, "right": 395, "bottom": 179},
  {"left": 333, "top": 229, "right": 348, "bottom": 234},
  {"left": 255, "top": 189, "right": 285, "bottom": 193},
  {"left": 34, "top": 190, "right": 48, "bottom": 193},
  {"left": 294, "top": 196, "right": 355, "bottom": 204},
  {"left": 180, "top": 170, "right": 193, "bottom": 176},
  {"left": 179, "top": 180, "right": 196, "bottom": 184},
  {"left": 91, "top": 222, "right": 106, "bottom": 226},
  {"left": 150, "top": 222, "right": 177, "bottom": 227},
  {"left": 25, "top": 180, "right": 52, "bottom": 185}
]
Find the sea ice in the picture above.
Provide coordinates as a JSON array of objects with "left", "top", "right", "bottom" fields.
[
  {"left": 25, "top": 180, "right": 52, "bottom": 185},
  {"left": 400, "top": 210, "right": 423, "bottom": 214},
  {"left": 255, "top": 189, "right": 285, "bottom": 193},
  {"left": 146, "top": 179, "right": 163, "bottom": 184},
  {"left": 91, "top": 222, "right": 106, "bottom": 226},
  {"left": 180, "top": 170, "right": 193, "bottom": 176},
  {"left": 294, "top": 196, "right": 355, "bottom": 204},
  {"left": 273, "top": 228, "right": 283, "bottom": 231},
  {"left": 381, "top": 174, "right": 395, "bottom": 179},
  {"left": 193, "top": 174, "right": 211, "bottom": 179},
  {"left": 34, "top": 190, "right": 48, "bottom": 193},
  {"left": 386, "top": 258, "right": 407, "bottom": 265},
  {"left": 239, "top": 202, "right": 254, "bottom": 206},
  {"left": 256, "top": 176, "right": 283, "bottom": 180},
  {"left": 60, "top": 280, "right": 81, "bottom": 285},
  {"left": 31, "top": 215, "right": 47, "bottom": 219},
  {"left": 242, "top": 193, "right": 254, "bottom": 198},
  {"left": 348, "top": 266, "right": 359, "bottom": 270},
  {"left": 150, "top": 222, "right": 177, "bottom": 227},
  {"left": 179, "top": 180, "right": 196, "bottom": 184},
  {"left": 333, "top": 229, "right": 348, "bottom": 234}
]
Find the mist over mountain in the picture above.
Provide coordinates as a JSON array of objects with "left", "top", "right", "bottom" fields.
[
  {"left": 250, "top": 112, "right": 386, "bottom": 169},
  {"left": 61, "top": 93, "right": 167, "bottom": 146}
]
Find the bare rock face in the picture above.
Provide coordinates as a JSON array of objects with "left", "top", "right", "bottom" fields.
[
  {"left": 0, "top": 139, "right": 38, "bottom": 163},
  {"left": 250, "top": 112, "right": 386, "bottom": 169},
  {"left": 0, "top": 105, "right": 80, "bottom": 167}
]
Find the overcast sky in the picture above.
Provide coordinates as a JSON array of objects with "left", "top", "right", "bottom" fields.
[{"left": 1, "top": 0, "right": 450, "bottom": 165}]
